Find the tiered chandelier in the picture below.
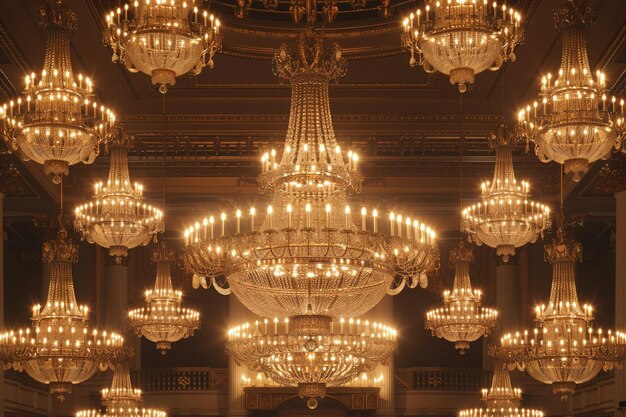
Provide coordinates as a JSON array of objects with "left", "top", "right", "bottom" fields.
[
  {"left": 181, "top": 28, "right": 439, "bottom": 406},
  {"left": 425, "top": 241, "right": 498, "bottom": 354},
  {"left": 74, "top": 136, "right": 164, "bottom": 263},
  {"left": 517, "top": 0, "right": 625, "bottom": 182},
  {"left": 128, "top": 242, "right": 200, "bottom": 354},
  {"left": 228, "top": 315, "right": 397, "bottom": 409},
  {"left": 0, "top": 225, "right": 127, "bottom": 399},
  {"left": 0, "top": 0, "right": 117, "bottom": 184},
  {"left": 104, "top": 0, "right": 222, "bottom": 94},
  {"left": 76, "top": 360, "right": 166, "bottom": 417},
  {"left": 401, "top": 1, "right": 523, "bottom": 92},
  {"left": 459, "top": 364, "right": 544, "bottom": 417},
  {"left": 462, "top": 126, "right": 551, "bottom": 262},
  {"left": 493, "top": 227, "right": 626, "bottom": 401}
]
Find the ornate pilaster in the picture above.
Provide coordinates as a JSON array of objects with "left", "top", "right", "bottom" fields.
[
  {"left": 0, "top": 192, "right": 4, "bottom": 417},
  {"left": 615, "top": 190, "right": 626, "bottom": 408},
  {"left": 366, "top": 295, "right": 395, "bottom": 417},
  {"left": 104, "top": 254, "right": 128, "bottom": 334},
  {"left": 228, "top": 297, "right": 253, "bottom": 417}
]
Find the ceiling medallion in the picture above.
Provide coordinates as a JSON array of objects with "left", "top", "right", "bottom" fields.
[
  {"left": 402, "top": 1, "right": 522, "bottom": 92},
  {"left": 493, "top": 228, "right": 626, "bottom": 402},
  {"left": 0, "top": 0, "right": 117, "bottom": 184},
  {"left": 104, "top": 0, "right": 222, "bottom": 94},
  {"left": 228, "top": 314, "right": 397, "bottom": 409},
  {"left": 517, "top": 0, "right": 625, "bottom": 182},
  {"left": 74, "top": 136, "right": 164, "bottom": 263},
  {"left": 76, "top": 360, "right": 167, "bottom": 417},
  {"left": 128, "top": 242, "right": 200, "bottom": 354},
  {"left": 425, "top": 241, "right": 498, "bottom": 353},
  {"left": 462, "top": 126, "right": 551, "bottom": 262},
  {"left": 181, "top": 28, "right": 440, "bottom": 320},
  {"left": 0, "top": 225, "right": 127, "bottom": 399},
  {"left": 459, "top": 364, "right": 544, "bottom": 417}
]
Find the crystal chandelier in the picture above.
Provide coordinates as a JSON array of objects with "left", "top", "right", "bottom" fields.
[
  {"left": 128, "top": 242, "right": 200, "bottom": 354},
  {"left": 517, "top": 0, "right": 625, "bottom": 182},
  {"left": 462, "top": 126, "right": 551, "bottom": 262},
  {"left": 74, "top": 137, "right": 164, "bottom": 263},
  {"left": 104, "top": 0, "right": 222, "bottom": 94},
  {"left": 493, "top": 228, "right": 626, "bottom": 401},
  {"left": 425, "top": 241, "right": 498, "bottom": 353},
  {"left": 228, "top": 314, "right": 397, "bottom": 409},
  {"left": 76, "top": 360, "right": 167, "bottom": 417},
  {"left": 401, "top": 1, "right": 523, "bottom": 92},
  {"left": 0, "top": 226, "right": 127, "bottom": 399},
  {"left": 181, "top": 28, "right": 440, "bottom": 320},
  {"left": 0, "top": 0, "right": 117, "bottom": 184},
  {"left": 459, "top": 364, "right": 544, "bottom": 417}
]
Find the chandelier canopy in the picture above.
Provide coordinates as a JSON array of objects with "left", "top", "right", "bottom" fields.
[
  {"left": 74, "top": 137, "right": 164, "bottom": 263},
  {"left": 0, "top": 226, "right": 127, "bottom": 399},
  {"left": 493, "top": 228, "right": 626, "bottom": 401},
  {"left": 228, "top": 314, "right": 397, "bottom": 409},
  {"left": 182, "top": 28, "right": 440, "bottom": 319},
  {"left": 76, "top": 360, "right": 166, "bottom": 417},
  {"left": 425, "top": 241, "right": 498, "bottom": 353},
  {"left": 462, "top": 126, "right": 551, "bottom": 262},
  {"left": 402, "top": 1, "right": 522, "bottom": 92},
  {"left": 0, "top": 0, "right": 117, "bottom": 183},
  {"left": 128, "top": 242, "right": 200, "bottom": 354},
  {"left": 104, "top": 0, "right": 222, "bottom": 94},
  {"left": 459, "top": 365, "right": 544, "bottom": 417},
  {"left": 517, "top": 0, "right": 625, "bottom": 181}
]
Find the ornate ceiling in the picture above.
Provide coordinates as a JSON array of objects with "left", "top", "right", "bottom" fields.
[{"left": 0, "top": 0, "right": 624, "bottom": 238}]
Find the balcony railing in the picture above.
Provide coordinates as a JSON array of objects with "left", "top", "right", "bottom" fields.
[
  {"left": 131, "top": 367, "right": 228, "bottom": 392},
  {"left": 394, "top": 367, "right": 491, "bottom": 392}
]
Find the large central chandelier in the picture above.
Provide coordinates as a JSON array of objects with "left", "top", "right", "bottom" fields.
[
  {"left": 0, "top": 226, "right": 127, "bottom": 399},
  {"left": 493, "top": 228, "right": 626, "bottom": 401},
  {"left": 76, "top": 360, "right": 166, "bottom": 417},
  {"left": 104, "top": 0, "right": 222, "bottom": 94},
  {"left": 74, "top": 137, "right": 164, "bottom": 263},
  {"left": 401, "top": 1, "right": 523, "bottom": 92},
  {"left": 425, "top": 241, "right": 498, "bottom": 354},
  {"left": 228, "top": 314, "right": 397, "bottom": 409},
  {"left": 128, "top": 242, "right": 200, "bottom": 354},
  {"left": 0, "top": 0, "right": 117, "bottom": 183},
  {"left": 181, "top": 28, "right": 440, "bottom": 320},
  {"left": 462, "top": 126, "right": 551, "bottom": 262},
  {"left": 517, "top": 0, "right": 625, "bottom": 182},
  {"left": 459, "top": 364, "right": 544, "bottom": 417}
]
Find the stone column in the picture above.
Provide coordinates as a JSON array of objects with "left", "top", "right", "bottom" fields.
[
  {"left": 615, "top": 190, "right": 626, "bottom": 409},
  {"left": 366, "top": 295, "right": 395, "bottom": 417},
  {"left": 104, "top": 256, "right": 128, "bottom": 334},
  {"left": 0, "top": 193, "right": 5, "bottom": 417},
  {"left": 495, "top": 256, "right": 520, "bottom": 332},
  {"left": 228, "top": 297, "right": 252, "bottom": 417}
]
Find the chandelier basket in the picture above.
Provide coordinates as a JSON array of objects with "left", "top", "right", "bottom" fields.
[
  {"left": 181, "top": 29, "right": 440, "bottom": 319},
  {"left": 74, "top": 136, "right": 164, "bottom": 263},
  {"left": 492, "top": 228, "right": 626, "bottom": 402},
  {"left": 128, "top": 242, "right": 200, "bottom": 354},
  {"left": 0, "top": 0, "right": 117, "bottom": 183},
  {"left": 517, "top": 0, "right": 625, "bottom": 181},
  {"left": 425, "top": 241, "right": 498, "bottom": 354},
  {"left": 104, "top": 0, "right": 222, "bottom": 94},
  {"left": 402, "top": 1, "right": 523, "bottom": 92},
  {"left": 462, "top": 126, "right": 551, "bottom": 262},
  {"left": 0, "top": 227, "right": 128, "bottom": 399}
]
